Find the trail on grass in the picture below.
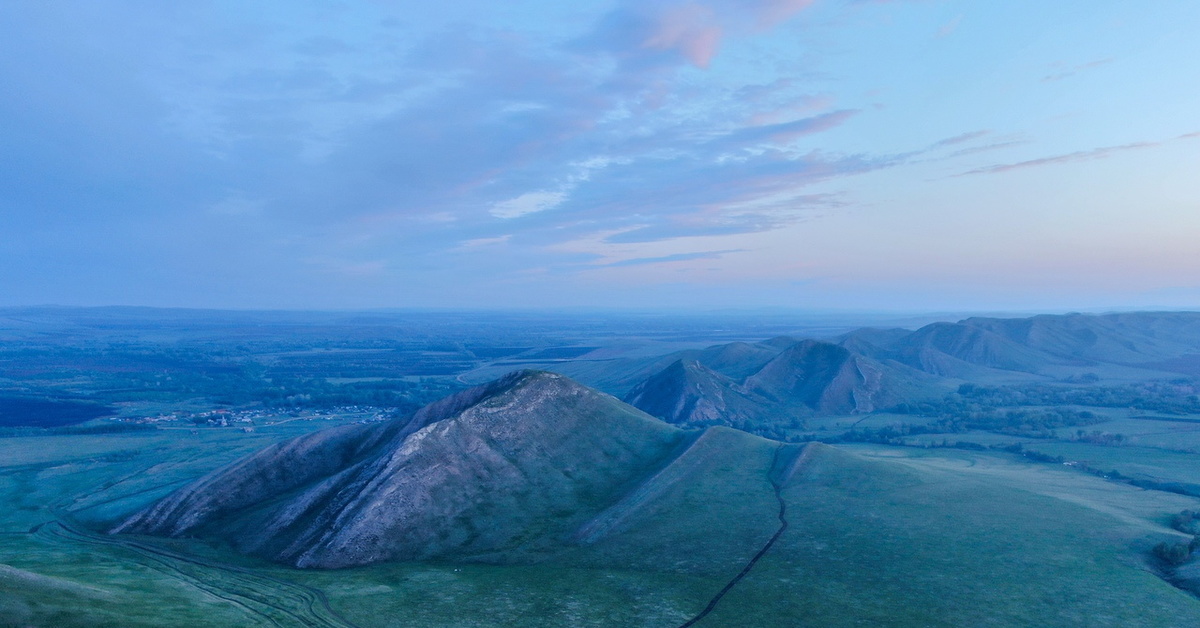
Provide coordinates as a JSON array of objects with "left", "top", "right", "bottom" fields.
[
  {"left": 36, "top": 518, "right": 360, "bottom": 628},
  {"left": 675, "top": 444, "right": 792, "bottom": 628}
]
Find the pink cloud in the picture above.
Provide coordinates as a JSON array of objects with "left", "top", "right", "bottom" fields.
[
  {"left": 638, "top": 0, "right": 816, "bottom": 68},
  {"left": 935, "top": 15, "right": 962, "bottom": 38},
  {"left": 746, "top": 94, "right": 835, "bottom": 125},
  {"left": 642, "top": 4, "right": 724, "bottom": 68},
  {"left": 754, "top": 0, "right": 817, "bottom": 29}
]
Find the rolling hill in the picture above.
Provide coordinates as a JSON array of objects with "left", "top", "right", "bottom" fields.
[
  {"left": 623, "top": 338, "right": 941, "bottom": 428},
  {"left": 839, "top": 311, "right": 1200, "bottom": 379},
  {"left": 617, "top": 312, "right": 1200, "bottom": 433}
]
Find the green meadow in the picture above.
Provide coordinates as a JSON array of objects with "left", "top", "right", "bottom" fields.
[{"left": 5, "top": 421, "right": 1200, "bottom": 627}]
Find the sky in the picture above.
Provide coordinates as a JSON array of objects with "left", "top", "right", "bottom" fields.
[{"left": 2, "top": 0, "right": 1199, "bottom": 312}]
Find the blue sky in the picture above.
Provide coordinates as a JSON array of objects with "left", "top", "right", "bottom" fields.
[{"left": 2, "top": 0, "right": 1198, "bottom": 311}]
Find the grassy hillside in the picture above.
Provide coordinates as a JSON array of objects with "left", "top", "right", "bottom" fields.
[{"left": 701, "top": 444, "right": 1200, "bottom": 627}]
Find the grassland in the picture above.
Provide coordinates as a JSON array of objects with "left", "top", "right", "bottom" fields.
[{"left": 5, "top": 420, "right": 1200, "bottom": 627}]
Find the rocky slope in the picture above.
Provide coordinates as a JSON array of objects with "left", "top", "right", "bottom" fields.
[
  {"left": 622, "top": 359, "right": 771, "bottom": 427},
  {"left": 625, "top": 339, "right": 933, "bottom": 427},
  {"left": 742, "top": 340, "right": 917, "bottom": 415},
  {"left": 115, "top": 371, "right": 693, "bottom": 568}
]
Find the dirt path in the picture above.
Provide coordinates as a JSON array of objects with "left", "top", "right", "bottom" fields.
[
  {"left": 675, "top": 444, "right": 791, "bottom": 628},
  {"left": 37, "top": 518, "right": 360, "bottom": 628}
]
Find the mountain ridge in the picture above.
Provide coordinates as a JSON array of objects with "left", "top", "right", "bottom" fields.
[
  {"left": 116, "top": 370, "right": 721, "bottom": 568},
  {"left": 619, "top": 311, "right": 1200, "bottom": 431}
]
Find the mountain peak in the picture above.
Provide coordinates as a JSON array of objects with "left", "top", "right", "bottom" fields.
[{"left": 623, "top": 359, "right": 770, "bottom": 427}]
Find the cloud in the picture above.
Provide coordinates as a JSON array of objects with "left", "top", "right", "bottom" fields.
[
  {"left": 0, "top": 0, "right": 905, "bottom": 305},
  {"left": 940, "top": 140, "right": 1028, "bottom": 160},
  {"left": 745, "top": 93, "right": 834, "bottom": 126},
  {"left": 908, "top": 131, "right": 1029, "bottom": 164},
  {"left": 491, "top": 191, "right": 568, "bottom": 219},
  {"left": 1041, "top": 58, "right": 1114, "bottom": 82},
  {"left": 927, "top": 130, "right": 990, "bottom": 150},
  {"left": 581, "top": 0, "right": 816, "bottom": 69},
  {"left": 957, "top": 141, "right": 1160, "bottom": 176},
  {"left": 935, "top": 15, "right": 962, "bottom": 38},
  {"left": 716, "top": 110, "right": 858, "bottom": 149},
  {"left": 457, "top": 235, "right": 511, "bottom": 248},
  {"left": 599, "top": 191, "right": 849, "bottom": 243},
  {"left": 305, "top": 257, "right": 388, "bottom": 277},
  {"left": 642, "top": 4, "right": 724, "bottom": 68},
  {"left": 209, "top": 195, "right": 263, "bottom": 217},
  {"left": 601, "top": 249, "right": 743, "bottom": 267}
]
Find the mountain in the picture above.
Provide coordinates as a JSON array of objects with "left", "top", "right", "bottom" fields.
[
  {"left": 686, "top": 341, "right": 783, "bottom": 379},
  {"left": 621, "top": 312, "right": 1200, "bottom": 428},
  {"left": 115, "top": 371, "right": 691, "bottom": 568},
  {"left": 964, "top": 311, "right": 1200, "bottom": 365},
  {"left": 622, "top": 359, "right": 773, "bottom": 427},
  {"left": 879, "top": 321, "right": 1057, "bottom": 377},
  {"left": 742, "top": 340, "right": 926, "bottom": 414},
  {"left": 838, "top": 311, "right": 1200, "bottom": 379},
  {"left": 623, "top": 338, "right": 938, "bottom": 426}
]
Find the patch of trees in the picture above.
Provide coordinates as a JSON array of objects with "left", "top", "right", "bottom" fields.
[
  {"left": 836, "top": 423, "right": 938, "bottom": 445},
  {"left": 255, "top": 377, "right": 460, "bottom": 412},
  {"left": 1171, "top": 510, "right": 1200, "bottom": 535},
  {"left": 1071, "top": 429, "right": 1125, "bottom": 445},
  {"left": 886, "top": 380, "right": 1200, "bottom": 437},
  {"left": 887, "top": 401, "right": 1102, "bottom": 436},
  {"left": 0, "top": 422, "right": 155, "bottom": 438},
  {"left": 946, "top": 381, "right": 1200, "bottom": 415},
  {"left": 0, "top": 397, "right": 115, "bottom": 428},
  {"left": 1152, "top": 537, "right": 1199, "bottom": 567}
]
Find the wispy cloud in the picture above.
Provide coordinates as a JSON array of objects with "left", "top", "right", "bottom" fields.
[
  {"left": 935, "top": 15, "right": 963, "bottom": 38},
  {"left": 1042, "top": 58, "right": 1114, "bottom": 82},
  {"left": 716, "top": 110, "right": 858, "bottom": 149},
  {"left": 456, "top": 235, "right": 512, "bottom": 249},
  {"left": 927, "top": 130, "right": 990, "bottom": 150},
  {"left": 601, "top": 249, "right": 743, "bottom": 267},
  {"left": 491, "top": 192, "right": 567, "bottom": 219},
  {"left": 956, "top": 141, "right": 1160, "bottom": 176}
]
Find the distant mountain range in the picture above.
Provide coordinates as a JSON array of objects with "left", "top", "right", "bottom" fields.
[{"left": 618, "top": 311, "right": 1200, "bottom": 429}]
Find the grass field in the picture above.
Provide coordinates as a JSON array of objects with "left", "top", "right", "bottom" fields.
[
  {"left": 5, "top": 422, "right": 1200, "bottom": 626},
  {"left": 701, "top": 444, "right": 1200, "bottom": 627}
]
